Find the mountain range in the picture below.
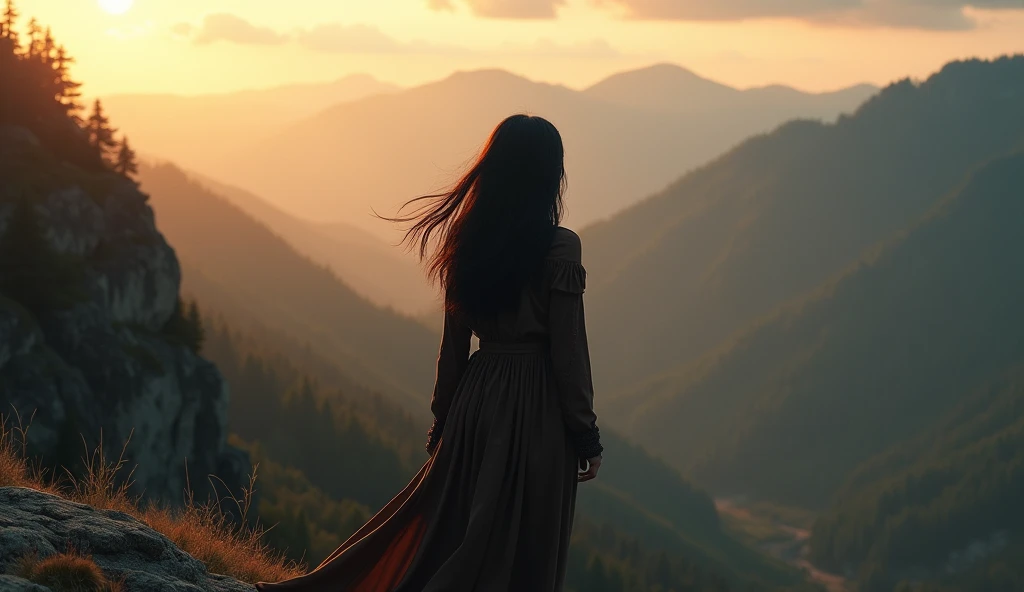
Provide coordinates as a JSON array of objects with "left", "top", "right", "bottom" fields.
[
  {"left": 584, "top": 56, "right": 1024, "bottom": 398},
  {"left": 578, "top": 55, "right": 1024, "bottom": 590},
  {"left": 111, "top": 64, "right": 875, "bottom": 239}
]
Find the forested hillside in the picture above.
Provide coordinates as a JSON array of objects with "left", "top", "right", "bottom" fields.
[
  {"left": 612, "top": 148, "right": 1024, "bottom": 507},
  {"left": 188, "top": 174, "right": 434, "bottom": 314},
  {"left": 202, "top": 318, "right": 420, "bottom": 499},
  {"left": 584, "top": 56, "right": 1024, "bottom": 397},
  {"left": 810, "top": 367, "right": 1024, "bottom": 591},
  {"left": 200, "top": 308, "right": 803, "bottom": 590},
  {"left": 140, "top": 163, "right": 441, "bottom": 409}
]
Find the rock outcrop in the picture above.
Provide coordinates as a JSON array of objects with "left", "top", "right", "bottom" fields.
[
  {"left": 0, "top": 125, "right": 246, "bottom": 502},
  {"left": 0, "top": 487, "right": 253, "bottom": 591}
]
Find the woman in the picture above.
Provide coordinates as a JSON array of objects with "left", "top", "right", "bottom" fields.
[{"left": 256, "top": 114, "right": 603, "bottom": 592}]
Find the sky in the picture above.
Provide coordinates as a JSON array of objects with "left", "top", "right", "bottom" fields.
[{"left": 14, "top": 0, "right": 1024, "bottom": 96}]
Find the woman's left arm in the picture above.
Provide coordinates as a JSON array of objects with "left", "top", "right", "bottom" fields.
[{"left": 426, "top": 310, "right": 471, "bottom": 455}]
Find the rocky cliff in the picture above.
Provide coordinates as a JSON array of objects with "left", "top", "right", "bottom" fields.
[{"left": 0, "top": 125, "right": 246, "bottom": 502}]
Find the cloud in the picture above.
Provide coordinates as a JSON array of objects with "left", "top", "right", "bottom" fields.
[
  {"left": 597, "top": 0, "right": 1024, "bottom": 29},
  {"left": 297, "top": 23, "right": 411, "bottom": 53},
  {"left": 178, "top": 17, "right": 622, "bottom": 59},
  {"left": 429, "top": 0, "right": 1022, "bottom": 29},
  {"left": 192, "top": 13, "right": 287, "bottom": 46},
  {"left": 497, "top": 38, "right": 622, "bottom": 59},
  {"left": 170, "top": 22, "right": 194, "bottom": 37},
  {"left": 430, "top": 0, "right": 567, "bottom": 18},
  {"left": 597, "top": 0, "right": 858, "bottom": 20},
  {"left": 297, "top": 25, "right": 621, "bottom": 57},
  {"left": 821, "top": 2, "right": 978, "bottom": 30}
]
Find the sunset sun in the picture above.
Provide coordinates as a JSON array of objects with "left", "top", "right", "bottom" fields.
[{"left": 98, "top": 0, "right": 133, "bottom": 15}]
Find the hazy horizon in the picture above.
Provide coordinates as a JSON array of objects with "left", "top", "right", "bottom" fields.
[
  {"left": 18, "top": 0, "right": 1024, "bottom": 97},
  {"left": 94, "top": 63, "right": 882, "bottom": 102}
]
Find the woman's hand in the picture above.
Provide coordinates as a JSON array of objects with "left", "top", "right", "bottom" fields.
[{"left": 578, "top": 455, "right": 602, "bottom": 482}]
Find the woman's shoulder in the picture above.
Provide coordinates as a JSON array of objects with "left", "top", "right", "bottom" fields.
[{"left": 548, "top": 226, "right": 582, "bottom": 263}]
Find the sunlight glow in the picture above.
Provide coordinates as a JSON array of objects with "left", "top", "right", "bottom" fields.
[{"left": 98, "top": 0, "right": 133, "bottom": 16}]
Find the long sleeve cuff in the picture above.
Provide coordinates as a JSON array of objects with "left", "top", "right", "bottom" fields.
[
  {"left": 572, "top": 425, "right": 604, "bottom": 460},
  {"left": 426, "top": 418, "right": 444, "bottom": 456}
]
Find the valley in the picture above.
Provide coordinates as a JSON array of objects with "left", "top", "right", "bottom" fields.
[{"left": 716, "top": 500, "right": 848, "bottom": 592}]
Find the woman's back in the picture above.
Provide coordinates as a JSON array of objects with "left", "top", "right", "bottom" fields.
[{"left": 468, "top": 226, "right": 584, "bottom": 345}]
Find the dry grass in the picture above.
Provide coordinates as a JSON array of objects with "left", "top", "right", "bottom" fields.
[
  {"left": 0, "top": 414, "right": 303, "bottom": 584},
  {"left": 14, "top": 549, "right": 124, "bottom": 592},
  {"left": 0, "top": 416, "right": 31, "bottom": 488},
  {"left": 61, "top": 431, "right": 139, "bottom": 515},
  {"left": 0, "top": 411, "right": 57, "bottom": 494}
]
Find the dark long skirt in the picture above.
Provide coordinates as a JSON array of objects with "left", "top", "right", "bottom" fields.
[{"left": 256, "top": 345, "right": 579, "bottom": 592}]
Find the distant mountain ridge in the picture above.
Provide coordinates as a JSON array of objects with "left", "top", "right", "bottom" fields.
[
  {"left": 110, "top": 64, "right": 874, "bottom": 239},
  {"left": 188, "top": 172, "right": 435, "bottom": 314},
  {"left": 104, "top": 74, "right": 400, "bottom": 175},
  {"left": 585, "top": 63, "right": 877, "bottom": 115}
]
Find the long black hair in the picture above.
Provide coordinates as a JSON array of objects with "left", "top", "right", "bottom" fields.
[{"left": 392, "top": 114, "right": 566, "bottom": 318}]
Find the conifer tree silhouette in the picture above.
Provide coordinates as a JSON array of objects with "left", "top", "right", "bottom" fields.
[
  {"left": 0, "top": 2, "right": 107, "bottom": 168},
  {"left": 0, "top": 1, "right": 18, "bottom": 78},
  {"left": 162, "top": 297, "right": 206, "bottom": 352},
  {"left": 0, "top": 0, "right": 19, "bottom": 47},
  {"left": 186, "top": 300, "right": 206, "bottom": 351},
  {"left": 40, "top": 25, "right": 54, "bottom": 59},
  {"left": 114, "top": 135, "right": 139, "bottom": 178},
  {"left": 24, "top": 16, "right": 41, "bottom": 57},
  {"left": 52, "top": 44, "right": 82, "bottom": 117},
  {"left": 86, "top": 99, "right": 118, "bottom": 163},
  {"left": 0, "top": 198, "right": 81, "bottom": 316}
]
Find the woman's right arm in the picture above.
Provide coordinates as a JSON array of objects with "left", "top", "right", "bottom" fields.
[{"left": 548, "top": 232, "right": 603, "bottom": 471}]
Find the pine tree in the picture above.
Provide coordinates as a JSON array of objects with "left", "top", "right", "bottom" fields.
[
  {"left": 51, "top": 44, "right": 82, "bottom": 117},
  {"left": 0, "top": 198, "right": 82, "bottom": 316},
  {"left": 40, "top": 26, "right": 54, "bottom": 61},
  {"left": 114, "top": 135, "right": 139, "bottom": 178},
  {"left": 186, "top": 300, "right": 205, "bottom": 352},
  {"left": 0, "top": 1, "right": 18, "bottom": 81},
  {"left": 86, "top": 99, "right": 118, "bottom": 164},
  {"left": 24, "top": 17, "right": 42, "bottom": 58},
  {"left": 1, "top": 0, "right": 19, "bottom": 45}
]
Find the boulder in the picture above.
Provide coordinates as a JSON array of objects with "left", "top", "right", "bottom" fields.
[{"left": 0, "top": 487, "right": 253, "bottom": 592}]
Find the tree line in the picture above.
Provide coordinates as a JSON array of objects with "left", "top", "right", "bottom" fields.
[{"left": 1, "top": 0, "right": 137, "bottom": 177}]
